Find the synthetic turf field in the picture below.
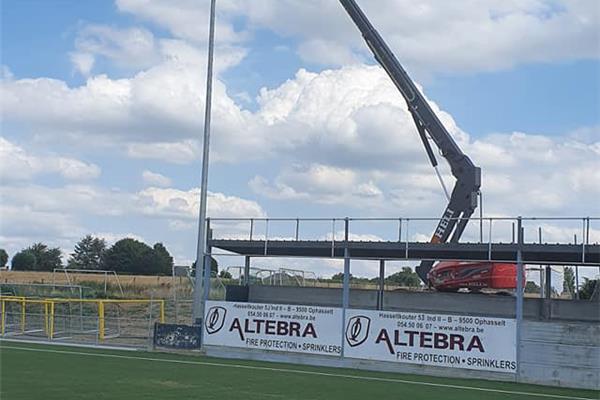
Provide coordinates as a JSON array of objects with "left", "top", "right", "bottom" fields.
[{"left": 0, "top": 341, "right": 597, "bottom": 400}]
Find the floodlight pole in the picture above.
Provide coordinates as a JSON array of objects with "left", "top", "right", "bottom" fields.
[{"left": 193, "top": 0, "right": 217, "bottom": 324}]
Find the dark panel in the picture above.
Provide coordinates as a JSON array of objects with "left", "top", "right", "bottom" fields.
[{"left": 153, "top": 323, "right": 201, "bottom": 349}]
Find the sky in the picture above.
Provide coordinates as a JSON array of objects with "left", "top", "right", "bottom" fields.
[{"left": 1, "top": 0, "right": 599, "bottom": 282}]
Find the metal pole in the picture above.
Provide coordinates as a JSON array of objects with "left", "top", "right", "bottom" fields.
[
  {"left": 538, "top": 228, "right": 543, "bottom": 298},
  {"left": 575, "top": 266, "right": 580, "bottom": 300},
  {"left": 512, "top": 222, "right": 515, "bottom": 244},
  {"left": 515, "top": 217, "right": 523, "bottom": 382},
  {"left": 341, "top": 218, "right": 350, "bottom": 357},
  {"left": 398, "top": 218, "right": 402, "bottom": 242},
  {"left": 331, "top": 219, "right": 336, "bottom": 258},
  {"left": 488, "top": 218, "right": 492, "bottom": 260},
  {"left": 479, "top": 191, "right": 483, "bottom": 243},
  {"left": 378, "top": 260, "right": 385, "bottom": 310},
  {"left": 203, "top": 222, "right": 213, "bottom": 305},
  {"left": 244, "top": 256, "right": 250, "bottom": 286},
  {"left": 192, "top": 0, "right": 216, "bottom": 322}
]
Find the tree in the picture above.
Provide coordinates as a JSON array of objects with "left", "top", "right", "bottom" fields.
[
  {"left": 68, "top": 235, "right": 106, "bottom": 270},
  {"left": 525, "top": 281, "right": 541, "bottom": 294},
  {"left": 385, "top": 267, "right": 422, "bottom": 287},
  {"left": 331, "top": 272, "right": 353, "bottom": 282},
  {"left": 148, "top": 243, "right": 174, "bottom": 275},
  {"left": 563, "top": 267, "right": 575, "bottom": 298},
  {"left": 25, "top": 243, "right": 62, "bottom": 271},
  {"left": 579, "top": 278, "right": 599, "bottom": 301},
  {"left": 102, "top": 238, "right": 154, "bottom": 275},
  {"left": 0, "top": 249, "right": 8, "bottom": 268},
  {"left": 102, "top": 238, "right": 175, "bottom": 275},
  {"left": 219, "top": 270, "right": 232, "bottom": 279},
  {"left": 191, "top": 257, "right": 218, "bottom": 277},
  {"left": 11, "top": 250, "right": 37, "bottom": 271}
]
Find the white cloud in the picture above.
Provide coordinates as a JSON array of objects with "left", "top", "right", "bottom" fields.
[
  {"left": 0, "top": 137, "right": 101, "bottom": 181},
  {"left": 142, "top": 170, "right": 172, "bottom": 187},
  {"left": 250, "top": 163, "right": 384, "bottom": 206},
  {"left": 127, "top": 140, "right": 199, "bottom": 164},
  {"left": 297, "top": 39, "right": 361, "bottom": 66},
  {"left": 116, "top": 0, "right": 249, "bottom": 44},
  {"left": 70, "top": 24, "right": 163, "bottom": 75},
  {"left": 236, "top": 0, "right": 600, "bottom": 73},
  {"left": 69, "top": 52, "right": 95, "bottom": 76},
  {"left": 112, "top": 0, "right": 598, "bottom": 74},
  {"left": 138, "top": 187, "right": 267, "bottom": 219}
]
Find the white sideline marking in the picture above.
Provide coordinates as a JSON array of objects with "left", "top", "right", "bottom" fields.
[{"left": 0, "top": 344, "right": 594, "bottom": 400}]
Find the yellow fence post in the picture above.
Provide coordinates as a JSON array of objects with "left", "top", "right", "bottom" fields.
[
  {"left": 21, "top": 300, "right": 26, "bottom": 333},
  {"left": 98, "top": 301, "right": 105, "bottom": 342},
  {"left": 1, "top": 300, "right": 5, "bottom": 336},
  {"left": 49, "top": 301, "right": 55, "bottom": 340}
]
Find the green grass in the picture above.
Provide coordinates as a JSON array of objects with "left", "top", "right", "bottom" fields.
[{"left": 0, "top": 341, "right": 597, "bottom": 400}]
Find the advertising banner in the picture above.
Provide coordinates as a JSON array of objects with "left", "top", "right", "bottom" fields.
[
  {"left": 344, "top": 309, "right": 516, "bottom": 373},
  {"left": 203, "top": 301, "right": 343, "bottom": 356}
]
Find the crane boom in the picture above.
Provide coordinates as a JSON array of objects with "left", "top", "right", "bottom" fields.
[{"left": 339, "top": 0, "right": 481, "bottom": 283}]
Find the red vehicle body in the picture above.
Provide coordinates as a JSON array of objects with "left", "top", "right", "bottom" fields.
[{"left": 428, "top": 261, "right": 521, "bottom": 291}]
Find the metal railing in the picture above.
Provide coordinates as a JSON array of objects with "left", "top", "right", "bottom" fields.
[{"left": 207, "top": 216, "right": 598, "bottom": 263}]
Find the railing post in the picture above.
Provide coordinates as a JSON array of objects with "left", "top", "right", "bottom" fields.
[
  {"left": 586, "top": 217, "right": 590, "bottom": 244},
  {"left": 488, "top": 218, "right": 493, "bottom": 260},
  {"left": 582, "top": 218, "right": 586, "bottom": 263},
  {"left": 405, "top": 219, "right": 409, "bottom": 259},
  {"left": 398, "top": 218, "right": 402, "bottom": 242},
  {"left": 295, "top": 218, "right": 300, "bottom": 241},
  {"left": 512, "top": 222, "right": 515, "bottom": 244},
  {"left": 264, "top": 219, "right": 269, "bottom": 256},
  {"left": 250, "top": 218, "right": 254, "bottom": 241},
  {"left": 331, "top": 219, "right": 336, "bottom": 258},
  {"left": 479, "top": 191, "right": 483, "bottom": 243}
]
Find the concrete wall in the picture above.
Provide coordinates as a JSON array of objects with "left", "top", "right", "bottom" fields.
[
  {"left": 247, "top": 285, "right": 599, "bottom": 322},
  {"left": 232, "top": 285, "right": 600, "bottom": 389},
  {"left": 520, "top": 320, "right": 599, "bottom": 389}
]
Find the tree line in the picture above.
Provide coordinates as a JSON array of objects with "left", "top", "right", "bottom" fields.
[
  {"left": 330, "top": 267, "right": 422, "bottom": 287},
  {"left": 2, "top": 236, "right": 175, "bottom": 276}
]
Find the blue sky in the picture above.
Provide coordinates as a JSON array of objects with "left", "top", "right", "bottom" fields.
[{"left": 1, "top": 0, "right": 599, "bottom": 280}]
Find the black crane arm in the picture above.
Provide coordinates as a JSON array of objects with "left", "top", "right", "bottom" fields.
[{"left": 339, "top": 0, "right": 481, "bottom": 283}]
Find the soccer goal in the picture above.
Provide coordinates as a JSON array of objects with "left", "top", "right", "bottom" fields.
[{"left": 0, "top": 296, "right": 164, "bottom": 347}]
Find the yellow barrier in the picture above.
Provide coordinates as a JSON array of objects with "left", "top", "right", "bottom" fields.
[{"left": 0, "top": 296, "right": 165, "bottom": 341}]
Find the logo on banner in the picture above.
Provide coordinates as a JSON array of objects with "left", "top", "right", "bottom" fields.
[
  {"left": 205, "top": 306, "right": 227, "bottom": 334},
  {"left": 345, "top": 315, "right": 370, "bottom": 347}
]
